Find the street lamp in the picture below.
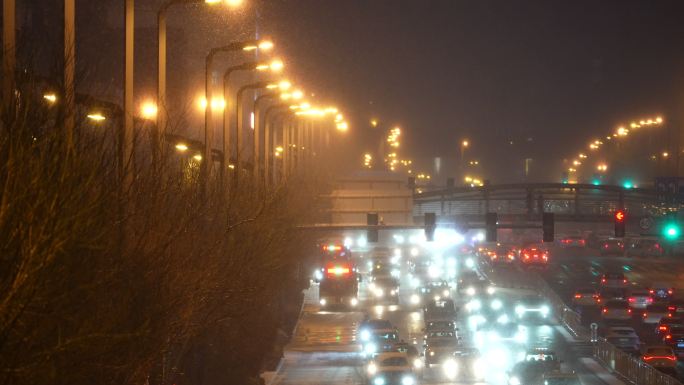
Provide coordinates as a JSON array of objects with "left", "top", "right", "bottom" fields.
[{"left": 221, "top": 58, "right": 283, "bottom": 175}]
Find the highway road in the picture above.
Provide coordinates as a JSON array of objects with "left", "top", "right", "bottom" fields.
[{"left": 269, "top": 243, "right": 629, "bottom": 385}]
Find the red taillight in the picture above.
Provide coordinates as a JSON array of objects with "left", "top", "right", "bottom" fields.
[
  {"left": 623, "top": 279, "right": 628, "bottom": 284},
  {"left": 601, "top": 278, "right": 607, "bottom": 283},
  {"left": 574, "top": 294, "right": 582, "bottom": 299},
  {"left": 326, "top": 266, "right": 350, "bottom": 275},
  {"left": 524, "top": 253, "right": 530, "bottom": 260},
  {"left": 644, "top": 355, "right": 677, "bottom": 361},
  {"left": 628, "top": 297, "right": 636, "bottom": 303},
  {"left": 649, "top": 290, "right": 655, "bottom": 294},
  {"left": 628, "top": 308, "right": 632, "bottom": 314},
  {"left": 659, "top": 326, "right": 668, "bottom": 331},
  {"left": 604, "top": 244, "right": 609, "bottom": 249},
  {"left": 602, "top": 308, "right": 608, "bottom": 313},
  {"left": 668, "top": 306, "right": 676, "bottom": 312},
  {"left": 668, "top": 289, "right": 674, "bottom": 295},
  {"left": 665, "top": 334, "right": 672, "bottom": 340},
  {"left": 643, "top": 312, "right": 648, "bottom": 318},
  {"left": 648, "top": 298, "right": 653, "bottom": 303},
  {"left": 579, "top": 240, "right": 586, "bottom": 245}
]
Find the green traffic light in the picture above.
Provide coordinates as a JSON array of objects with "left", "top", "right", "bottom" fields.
[
  {"left": 592, "top": 179, "right": 600, "bottom": 186},
  {"left": 622, "top": 181, "right": 633, "bottom": 189},
  {"left": 664, "top": 223, "right": 681, "bottom": 239}
]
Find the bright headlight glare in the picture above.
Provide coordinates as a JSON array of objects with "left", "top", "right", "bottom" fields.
[
  {"left": 443, "top": 358, "right": 458, "bottom": 379},
  {"left": 487, "top": 286, "right": 496, "bottom": 295},
  {"left": 350, "top": 298, "right": 358, "bottom": 306},
  {"left": 360, "top": 330, "right": 370, "bottom": 341},
  {"left": 413, "top": 358, "right": 423, "bottom": 368},
  {"left": 465, "top": 258, "right": 474, "bottom": 268},
  {"left": 373, "top": 377, "right": 385, "bottom": 385},
  {"left": 374, "top": 288, "right": 384, "bottom": 298},
  {"left": 319, "top": 298, "right": 326, "bottom": 306},
  {"left": 497, "top": 314, "right": 509, "bottom": 324},
  {"left": 443, "top": 289, "right": 450, "bottom": 297},
  {"left": 367, "top": 362, "right": 377, "bottom": 375},
  {"left": 473, "top": 359, "right": 485, "bottom": 378},
  {"left": 509, "top": 376, "right": 521, "bottom": 385},
  {"left": 515, "top": 305, "right": 525, "bottom": 315},
  {"left": 365, "top": 343, "right": 377, "bottom": 354},
  {"left": 401, "top": 375, "right": 415, "bottom": 385},
  {"left": 541, "top": 305, "right": 550, "bottom": 315},
  {"left": 466, "top": 287, "right": 476, "bottom": 296},
  {"left": 491, "top": 299, "right": 503, "bottom": 310},
  {"left": 410, "top": 294, "right": 420, "bottom": 304}
]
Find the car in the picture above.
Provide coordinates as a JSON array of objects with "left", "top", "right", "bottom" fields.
[
  {"left": 598, "top": 287, "right": 628, "bottom": 302},
  {"left": 601, "top": 300, "right": 632, "bottom": 322},
  {"left": 424, "top": 320, "right": 458, "bottom": 336},
  {"left": 488, "top": 246, "right": 517, "bottom": 265},
  {"left": 627, "top": 289, "right": 653, "bottom": 309},
  {"left": 667, "top": 300, "right": 684, "bottom": 318},
  {"left": 365, "top": 328, "right": 400, "bottom": 356},
  {"left": 625, "top": 238, "right": 664, "bottom": 258},
  {"left": 515, "top": 295, "right": 551, "bottom": 323},
  {"left": 366, "top": 352, "right": 418, "bottom": 385},
  {"left": 655, "top": 317, "right": 683, "bottom": 338},
  {"left": 508, "top": 349, "right": 561, "bottom": 385},
  {"left": 359, "top": 319, "right": 394, "bottom": 343},
  {"left": 600, "top": 273, "right": 628, "bottom": 288},
  {"left": 457, "top": 271, "right": 482, "bottom": 292},
  {"left": 519, "top": 245, "right": 549, "bottom": 268},
  {"left": 572, "top": 288, "right": 600, "bottom": 307},
  {"left": 599, "top": 238, "right": 624, "bottom": 256},
  {"left": 442, "top": 347, "right": 485, "bottom": 381},
  {"left": 649, "top": 282, "right": 674, "bottom": 302},
  {"left": 423, "top": 299, "right": 457, "bottom": 322},
  {"left": 391, "top": 342, "right": 424, "bottom": 373},
  {"left": 605, "top": 326, "right": 640, "bottom": 353},
  {"left": 641, "top": 304, "right": 669, "bottom": 324},
  {"left": 641, "top": 346, "right": 677, "bottom": 372},
  {"left": 424, "top": 329, "right": 459, "bottom": 366},
  {"left": 462, "top": 279, "right": 496, "bottom": 297},
  {"left": 370, "top": 277, "right": 400, "bottom": 303},
  {"left": 543, "top": 371, "right": 582, "bottom": 385},
  {"left": 663, "top": 326, "right": 684, "bottom": 356},
  {"left": 558, "top": 235, "right": 586, "bottom": 248}
]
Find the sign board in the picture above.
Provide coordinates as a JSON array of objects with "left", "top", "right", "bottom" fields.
[
  {"left": 639, "top": 217, "right": 654, "bottom": 231},
  {"left": 655, "top": 177, "right": 684, "bottom": 203}
]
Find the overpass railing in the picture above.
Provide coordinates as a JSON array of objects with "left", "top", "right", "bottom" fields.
[{"left": 414, "top": 183, "right": 677, "bottom": 220}]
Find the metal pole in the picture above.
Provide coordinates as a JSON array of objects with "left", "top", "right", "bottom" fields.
[
  {"left": 2, "top": 0, "right": 15, "bottom": 115},
  {"left": 203, "top": 51, "right": 215, "bottom": 189},
  {"left": 64, "top": 0, "right": 75, "bottom": 150},
  {"left": 157, "top": 6, "right": 168, "bottom": 143},
  {"left": 124, "top": 0, "right": 134, "bottom": 187}
]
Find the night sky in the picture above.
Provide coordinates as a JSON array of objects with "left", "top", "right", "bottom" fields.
[
  {"left": 258, "top": 0, "right": 684, "bottom": 182},
  {"left": 21, "top": 0, "right": 684, "bottom": 183}
]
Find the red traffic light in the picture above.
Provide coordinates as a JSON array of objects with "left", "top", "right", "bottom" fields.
[{"left": 615, "top": 210, "right": 625, "bottom": 222}]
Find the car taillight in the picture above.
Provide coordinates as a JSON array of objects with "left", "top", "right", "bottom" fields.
[
  {"left": 643, "top": 312, "right": 648, "bottom": 318},
  {"left": 659, "top": 326, "right": 668, "bottom": 331},
  {"left": 628, "top": 297, "right": 635, "bottom": 303},
  {"left": 623, "top": 279, "right": 628, "bottom": 284},
  {"left": 507, "top": 253, "right": 515, "bottom": 260},
  {"left": 601, "top": 278, "right": 606, "bottom": 283},
  {"left": 647, "top": 298, "right": 653, "bottom": 303},
  {"left": 668, "top": 306, "right": 676, "bottom": 312},
  {"left": 668, "top": 289, "right": 674, "bottom": 295},
  {"left": 628, "top": 308, "right": 632, "bottom": 313},
  {"left": 602, "top": 308, "right": 608, "bottom": 313},
  {"left": 665, "top": 334, "right": 672, "bottom": 340},
  {"left": 579, "top": 240, "right": 585, "bottom": 245},
  {"left": 644, "top": 355, "right": 677, "bottom": 361},
  {"left": 574, "top": 294, "right": 582, "bottom": 299},
  {"left": 649, "top": 289, "right": 655, "bottom": 294},
  {"left": 603, "top": 244, "right": 609, "bottom": 249},
  {"left": 524, "top": 253, "right": 530, "bottom": 259}
]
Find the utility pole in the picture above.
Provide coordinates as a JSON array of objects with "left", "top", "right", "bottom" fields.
[
  {"left": 123, "top": 0, "right": 134, "bottom": 187},
  {"left": 3, "top": 0, "right": 15, "bottom": 114},
  {"left": 64, "top": 0, "right": 75, "bottom": 151}
]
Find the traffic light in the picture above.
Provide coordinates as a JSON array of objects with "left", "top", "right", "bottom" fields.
[
  {"left": 425, "top": 213, "right": 436, "bottom": 242},
  {"left": 614, "top": 209, "right": 626, "bottom": 238},
  {"left": 663, "top": 212, "right": 681, "bottom": 241},
  {"left": 542, "top": 213, "right": 554, "bottom": 242},
  {"left": 485, "top": 213, "right": 497, "bottom": 243},
  {"left": 367, "top": 212, "right": 379, "bottom": 243}
]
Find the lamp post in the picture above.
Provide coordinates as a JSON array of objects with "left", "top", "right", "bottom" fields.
[
  {"left": 157, "top": 0, "right": 245, "bottom": 152},
  {"left": 263, "top": 104, "right": 290, "bottom": 184},
  {"left": 221, "top": 58, "right": 282, "bottom": 178}
]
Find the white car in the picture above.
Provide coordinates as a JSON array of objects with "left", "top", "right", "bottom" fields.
[
  {"left": 627, "top": 289, "right": 653, "bottom": 309},
  {"left": 367, "top": 352, "right": 418, "bottom": 385},
  {"left": 424, "top": 330, "right": 459, "bottom": 366},
  {"left": 514, "top": 296, "right": 551, "bottom": 322},
  {"left": 605, "top": 326, "right": 640, "bottom": 353}
]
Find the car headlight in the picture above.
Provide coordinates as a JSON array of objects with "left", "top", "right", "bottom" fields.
[
  {"left": 365, "top": 343, "right": 377, "bottom": 354},
  {"left": 541, "top": 305, "right": 550, "bottom": 316},
  {"left": 410, "top": 294, "right": 420, "bottom": 305},
  {"left": 497, "top": 314, "right": 510, "bottom": 324},
  {"left": 515, "top": 330, "right": 528, "bottom": 343},
  {"left": 319, "top": 298, "right": 327, "bottom": 306},
  {"left": 491, "top": 299, "right": 503, "bottom": 310},
  {"left": 314, "top": 270, "right": 323, "bottom": 280},
  {"left": 413, "top": 358, "right": 424, "bottom": 369},
  {"left": 515, "top": 305, "right": 525, "bottom": 315},
  {"left": 487, "top": 286, "right": 496, "bottom": 295},
  {"left": 429, "top": 351, "right": 435, "bottom": 356},
  {"left": 401, "top": 375, "right": 415, "bottom": 385},
  {"left": 367, "top": 362, "right": 377, "bottom": 375},
  {"left": 390, "top": 289, "right": 397, "bottom": 296},
  {"left": 360, "top": 329, "right": 370, "bottom": 341},
  {"left": 350, "top": 298, "right": 358, "bottom": 307},
  {"left": 465, "top": 258, "right": 474, "bottom": 268},
  {"left": 374, "top": 288, "right": 384, "bottom": 298},
  {"left": 467, "top": 299, "right": 482, "bottom": 312},
  {"left": 373, "top": 377, "right": 385, "bottom": 385},
  {"left": 473, "top": 359, "right": 485, "bottom": 379},
  {"left": 443, "top": 358, "right": 458, "bottom": 379},
  {"left": 443, "top": 289, "right": 450, "bottom": 297},
  {"left": 509, "top": 376, "right": 521, "bottom": 385},
  {"left": 466, "top": 287, "right": 476, "bottom": 296}
]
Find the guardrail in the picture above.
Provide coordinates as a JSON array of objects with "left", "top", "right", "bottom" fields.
[
  {"left": 534, "top": 272, "right": 684, "bottom": 385},
  {"left": 594, "top": 339, "right": 683, "bottom": 385}
]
